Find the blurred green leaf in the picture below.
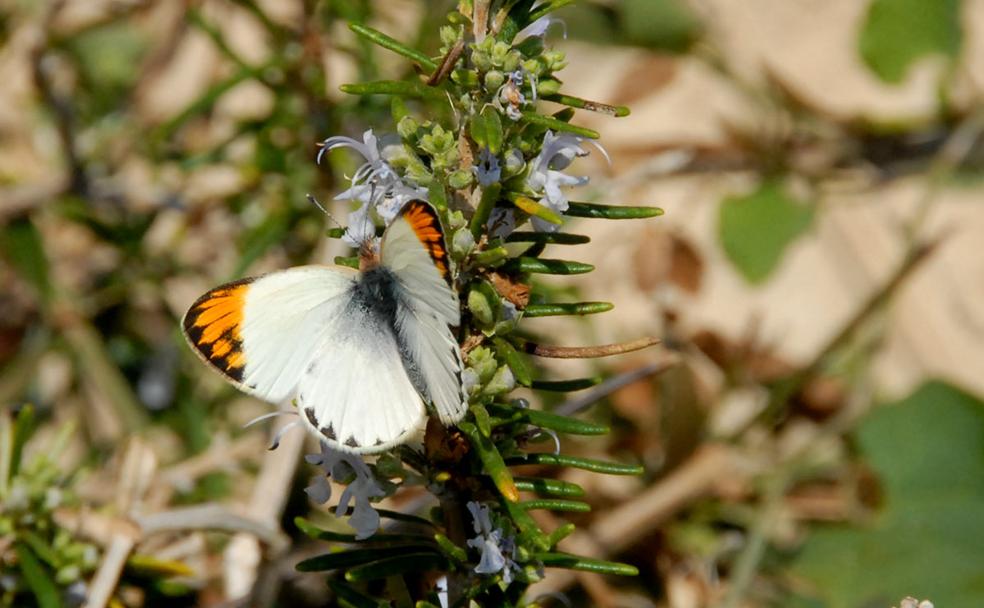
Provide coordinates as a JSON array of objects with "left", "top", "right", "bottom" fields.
[
  {"left": 493, "top": 337, "right": 533, "bottom": 387},
  {"left": 469, "top": 106, "right": 504, "bottom": 154},
  {"left": 537, "top": 551, "right": 639, "bottom": 576},
  {"left": 297, "top": 545, "right": 433, "bottom": 572},
  {"left": 620, "top": 0, "right": 701, "bottom": 53},
  {"left": 513, "top": 476, "right": 585, "bottom": 497},
  {"left": 328, "top": 579, "right": 391, "bottom": 608},
  {"left": 565, "top": 201, "right": 663, "bottom": 220},
  {"left": 718, "top": 178, "right": 814, "bottom": 283},
  {"left": 792, "top": 381, "right": 984, "bottom": 607},
  {"left": 859, "top": 0, "right": 962, "bottom": 84},
  {"left": 64, "top": 22, "right": 146, "bottom": 114},
  {"left": 0, "top": 216, "right": 50, "bottom": 301},
  {"left": 345, "top": 552, "right": 446, "bottom": 582},
  {"left": 15, "top": 543, "right": 62, "bottom": 608}
]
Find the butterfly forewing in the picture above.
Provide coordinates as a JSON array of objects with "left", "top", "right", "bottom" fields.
[
  {"left": 381, "top": 201, "right": 468, "bottom": 425},
  {"left": 183, "top": 278, "right": 253, "bottom": 383}
]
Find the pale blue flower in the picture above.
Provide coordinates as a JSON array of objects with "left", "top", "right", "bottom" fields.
[
  {"left": 526, "top": 130, "right": 607, "bottom": 232},
  {"left": 515, "top": 15, "right": 567, "bottom": 43},
  {"left": 304, "top": 442, "right": 386, "bottom": 540},
  {"left": 487, "top": 207, "right": 516, "bottom": 239},
  {"left": 466, "top": 501, "right": 521, "bottom": 583},
  {"left": 318, "top": 129, "right": 426, "bottom": 246},
  {"left": 474, "top": 147, "right": 501, "bottom": 187}
]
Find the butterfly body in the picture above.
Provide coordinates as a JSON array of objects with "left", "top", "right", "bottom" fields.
[{"left": 183, "top": 201, "right": 467, "bottom": 453}]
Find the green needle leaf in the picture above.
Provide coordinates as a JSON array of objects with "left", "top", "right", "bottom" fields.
[
  {"left": 15, "top": 543, "right": 61, "bottom": 608},
  {"left": 566, "top": 201, "right": 664, "bottom": 219},
  {"left": 506, "top": 231, "right": 591, "bottom": 245},
  {"left": 469, "top": 106, "right": 504, "bottom": 154},
  {"left": 340, "top": 80, "right": 445, "bottom": 100},
  {"left": 537, "top": 551, "right": 639, "bottom": 576},
  {"left": 434, "top": 533, "right": 468, "bottom": 563},
  {"left": 335, "top": 256, "right": 359, "bottom": 269},
  {"left": 513, "top": 476, "right": 586, "bottom": 497},
  {"left": 507, "top": 453, "right": 644, "bottom": 475},
  {"left": 297, "top": 545, "right": 436, "bottom": 572},
  {"left": 345, "top": 552, "right": 447, "bottom": 582},
  {"left": 521, "top": 499, "right": 592, "bottom": 513},
  {"left": 470, "top": 184, "right": 502, "bottom": 239},
  {"left": 348, "top": 23, "right": 437, "bottom": 71},
  {"left": 493, "top": 337, "right": 533, "bottom": 387},
  {"left": 329, "top": 579, "right": 390, "bottom": 608},
  {"left": 488, "top": 403, "right": 610, "bottom": 435},
  {"left": 459, "top": 420, "right": 521, "bottom": 502},
  {"left": 546, "top": 523, "right": 577, "bottom": 547},
  {"left": 531, "top": 377, "right": 603, "bottom": 392},
  {"left": 512, "top": 195, "right": 564, "bottom": 226},
  {"left": 471, "top": 245, "right": 510, "bottom": 267},
  {"left": 523, "top": 302, "right": 614, "bottom": 317},
  {"left": 542, "top": 93, "right": 630, "bottom": 117},
  {"left": 507, "top": 257, "right": 594, "bottom": 275},
  {"left": 520, "top": 111, "right": 600, "bottom": 139},
  {"left": 294, "top": 517, "right": 433, "bottom": 544}
]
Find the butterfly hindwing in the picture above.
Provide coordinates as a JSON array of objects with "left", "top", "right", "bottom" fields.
[{"left": 297, "top": 300, "right": 426, "bottom": 451}]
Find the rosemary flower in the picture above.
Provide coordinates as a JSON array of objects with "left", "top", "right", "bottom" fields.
[
  {"left": 466, "top": 501, "right": 520, "bottom": 584},
  {"left": 526, "top": 130, "right": 607, "bottom": 232},
  {"left": 318, "top": 129, "right": 426, "bottom": 245},
  {"left": 305, "top": 442, "right": 386, "bottom": 540}
]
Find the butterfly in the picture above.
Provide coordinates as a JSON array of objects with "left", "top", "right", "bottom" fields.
[{"left": 182, "top": 200, "right": 468, "bottom": 453}]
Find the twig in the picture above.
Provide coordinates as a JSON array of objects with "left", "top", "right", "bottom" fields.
[
  {"left": 426, "top": 38, "right": 464, "bottom": 86},
  {"left": 556, "top": 356, "right": 679, "bottom": 416},
  {"left": 472, "top": 0, "right": 491, "bottom": 42},
  {"left": 522, "top": 336, "right": 661, "bottom": 359},
  {"left": 137, "top": 505, "right": 288, "bottom": 552},
  {"left": 85, "top": 440, "right": 156, "bottom": 608},
  {"left": 222, "top": 425, "right": 304, "bottom": 603},
  {"left": 763, "top": 238, "right": 940, "bottom": 419},
  {"left": 30, "top": 0, "right": 87, "bottom": 197},
  {"left": 717, "top": 473, "right": 789, "bottom": 608}
]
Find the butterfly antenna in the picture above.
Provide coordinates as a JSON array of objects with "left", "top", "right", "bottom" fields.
[{"left": 307, "top": 194, "right": 343, "bottom": 230}]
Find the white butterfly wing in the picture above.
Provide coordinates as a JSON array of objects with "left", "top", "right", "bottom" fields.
[
  {"left": 295, "top": 303, "right": 426, "bottom": 451},
  {"left": 382, "top": 202, "right": 468, "bottom": 425},
  {"left": 184, "top": 265, "right": 354, "bottom": 400},
  {"left": 185, "top": 264, "right": 427, "bottom": 453}
]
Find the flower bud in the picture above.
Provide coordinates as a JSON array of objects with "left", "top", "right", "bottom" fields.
[
  {"left": 440, "top": 25, "right": 461, "bottom": 48},
  {"left": 466, "top": 346, "right": 498, "bottom": 383},
  {"left": 451, "top": 68, "right": 479, "bottom": 88},
  {"left": 482, "top": 364, "right": 516, "bottom": 396},
  {"left": 484, "top": 69, "right": 505, "bottom": 91},
  {"left": 452, "top": 227, "right": 475, "bottom": 258},
  {"left": 448, "top": 168, "right": 474, "bottom": 189},
  {"left": 472, "top": 49, "right": 492, "bottom": 72},
  {"left": 397, "top": 115, "right": 419, "bottom": 141},
  {"left": 537, "top": 78, "right": 561, "bottom": 97}
]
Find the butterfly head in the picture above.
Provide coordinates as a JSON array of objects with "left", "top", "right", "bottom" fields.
[{"left": 357, "top": 233, "right": 382, "bottom": 272}]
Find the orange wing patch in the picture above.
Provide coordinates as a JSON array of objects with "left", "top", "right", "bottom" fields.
[
  {"left": 183, "top": 278, "right": 253, "bottom": 382},
  {"left": 400, "top": 200, "right": 450, "bottom": 282}
]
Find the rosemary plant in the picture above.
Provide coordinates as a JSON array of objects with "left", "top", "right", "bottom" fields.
[
  {"left": 295, "top": 2, "right": 662, "bottom": 606},
  {"left": 0, "top": 408, "right": 97, "bottom": 606}
]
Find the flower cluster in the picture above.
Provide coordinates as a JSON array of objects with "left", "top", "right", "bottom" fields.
[
  {"left": 304, "top": 442, "right": 387, "bottom": 540},
  {"left": 466, "top": 501, "right": 522, "bottom": 584}
]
